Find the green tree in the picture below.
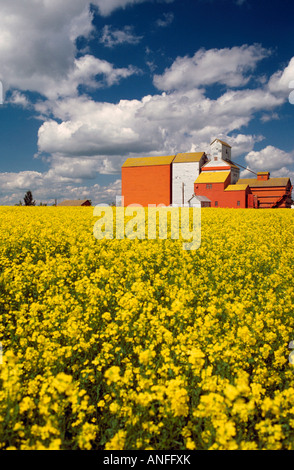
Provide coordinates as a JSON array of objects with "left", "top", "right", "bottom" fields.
[{"left": 23, "top": 190, "right": 35, "bottom": 206}]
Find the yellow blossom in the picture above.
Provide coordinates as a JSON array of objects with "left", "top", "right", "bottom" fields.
[{"left": 0, "top": 207, "right": 293, "bottom": 450}]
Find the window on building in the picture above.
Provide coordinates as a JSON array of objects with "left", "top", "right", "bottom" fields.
[
  {"left": 215, "top": 201, "right": 218, "bottom": 207},
  {"left": 206, "top": 184, "right": 212, "bottom": 189},
  {"left": 237, "top": 201, "right": 240, "bottom": 206}
]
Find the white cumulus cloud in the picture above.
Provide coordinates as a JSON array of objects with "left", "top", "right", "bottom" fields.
[
  {"left": 268, "top": 57, "right": 294, "bottom": 96},
  {"left": 245, "top": 146, "right": 294, "bottom": 171},
  {"left": 0, "top": 0, "right": 140, "bottom": 100},
  {"left": 153, "top": 44, "right": 271, "bottom": 91},
  {"left": 36, "top": 83, "right": 283, "bottom": 164}
]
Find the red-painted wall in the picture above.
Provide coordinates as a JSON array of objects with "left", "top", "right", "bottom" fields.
[
  {"left": 222, "top": 189, "right": 248, "bottom": 208},
  {"left": 122, "top": 165, "right": 172, "bottom": 207},
  {"left": 194, "top": 174, "right": 250, "bottom": 208},
  {"left": 194, "top": 182, "right": 226, "bottom": 207}
]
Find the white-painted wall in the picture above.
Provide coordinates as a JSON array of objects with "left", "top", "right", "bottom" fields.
[
  {"left": 172, "top": 161, "right": 201, "bottom": 205},
  {"left": 204, "top": 140, "right": 239, "bottom": 183},
  {"left": 210, "top": 140, "right": 232, "bottom": 161},
  {"left": 204, "top": 159, "right": 230, "bottom": 169}
]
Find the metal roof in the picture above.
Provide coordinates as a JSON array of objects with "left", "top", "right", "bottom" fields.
[
  {"left": 236, "top": 177, "right": 290, "bottom": 187},
  {"left": 122, "top": 155, "right": 175, "bottom": 167},
  {"left": 195, "top": 171, "right": 231, "bottom": 184},
  {"left": 210, "top": 138, "right": 231, "bottom": 148},
  {"left": 58, "top": 199, "right": 91, "bottom": 206},
  {"left": 189, "top": 195, "right": 211, "bottom": 202},
  {"left": 173, "top": 152, "right": 205, "bottom": 163},
  {"left": 224, "top": 160, "right": 239, "bottom": 169},
  {"left": 225, "top": 184, "right": 249, "bottom": 191}
]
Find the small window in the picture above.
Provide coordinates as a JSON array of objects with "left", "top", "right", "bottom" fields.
[
  {"left": 206, "top": 184, "right": 212, "bottom": 189},
  {"left": 237, "top": 201, "right": 240, "bottom": 206},
  {"left": 215, "top": 201, "right": 218, "bottom": 207}
]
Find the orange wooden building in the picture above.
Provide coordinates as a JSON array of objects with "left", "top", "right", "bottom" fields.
[{"left": 122, "top": 155, "right": 174, "bottom": 206}]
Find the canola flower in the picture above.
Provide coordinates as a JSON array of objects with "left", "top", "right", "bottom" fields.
[{"left": 0, "top": 206, "right": 294, "bottom": 449}]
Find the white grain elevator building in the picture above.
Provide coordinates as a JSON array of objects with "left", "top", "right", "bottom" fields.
[{"left": 172, "top": 152, "right": 207, "bottom": 206}]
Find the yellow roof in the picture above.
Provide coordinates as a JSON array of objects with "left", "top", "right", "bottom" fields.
[
  {"left": 173, "top": 152, "right": 205, "bottom": 163},
  {"left": 122, "top": 155, "right": 175, "bottom": 168},
  {"left": 195, "top": 171, "right": 230, "bottom": 184},
  {"left": 225, "top": 184, "right": 248, "bottom": 191}
]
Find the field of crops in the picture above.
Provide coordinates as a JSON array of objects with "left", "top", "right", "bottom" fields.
[{"left": 1, "top": 206, "right": 294, "bottom": 450}]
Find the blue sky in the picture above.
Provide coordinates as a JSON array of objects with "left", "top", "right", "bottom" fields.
[{"left": 0, "top": 0, "right": 293, "bottom": 205}]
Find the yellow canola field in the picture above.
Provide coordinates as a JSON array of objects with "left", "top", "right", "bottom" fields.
[{"left": 1, "top": 206, "right": 294, "bottom": 450}]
